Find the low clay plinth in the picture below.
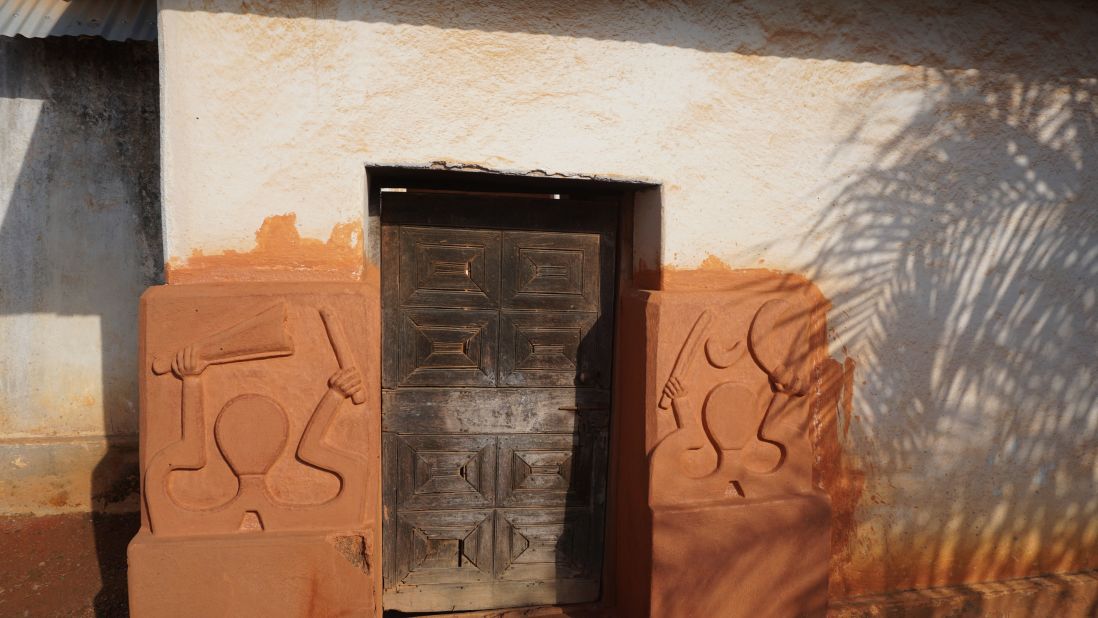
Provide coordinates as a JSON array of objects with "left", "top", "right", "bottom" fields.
[
  {"left": 129, "top": 529, "right": 375, "bottom": 616},
  {"left": 651, "top": 494, "right": 830, "bottom": 615}
]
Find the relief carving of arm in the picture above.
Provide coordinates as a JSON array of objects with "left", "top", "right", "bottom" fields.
[
  {"left": 145, "top": 345, "right": 210, "bottom": 531},
  {"left": 294, "top": 367, "right": 367, "bottom": 510}
]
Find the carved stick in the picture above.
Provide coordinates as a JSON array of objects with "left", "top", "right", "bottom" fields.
[
  {"left": 658, "top": 309, "right": 713, "bottom": 410},
  {"left": 151, "top": 303, "right": 293, "bottom": 375},
  {"left": 319, "top": 307, "right": 366, "bottom": 405}
]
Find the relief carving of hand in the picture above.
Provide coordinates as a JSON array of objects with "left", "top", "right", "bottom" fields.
[
  {"left": 329, "top": 367, "right": 363, "bottom": 399},
  {"left": 771, "top": 363, "right": 809, "bottom": 396},
  {"left": 663, "top": 376, "right": 687, "bottom": 401},
  {"left": 171, "top": 345, "right": 208, "bottom": 378}
]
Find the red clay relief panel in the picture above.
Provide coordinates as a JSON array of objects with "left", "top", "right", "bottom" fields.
[
  {"left": 128, "top": 283, "right": 381, "bottom": 617},
  {"left": 139, "top": 284, "right": 377, "bottom": 535},
  {"left": 650, "top": 297, "right": 817, "bottom": 504},
  {"left": 617, "top": 273, "right": 834, "bottom": 618}
]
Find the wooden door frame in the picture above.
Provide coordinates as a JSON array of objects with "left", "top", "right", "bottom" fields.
[{"left": 366, "top": 165, "right": 656, "bottom": 614}]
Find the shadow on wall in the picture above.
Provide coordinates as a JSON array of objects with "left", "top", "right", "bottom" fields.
[
  {"left": 163, "top": 0, "right": 1097, "bottom": 77},
  {"left": 0, "top": 36, "right": 161, "bottom": 615},
  {"left": 804, "top": 63, "right": 1098, "bottom": 608}
]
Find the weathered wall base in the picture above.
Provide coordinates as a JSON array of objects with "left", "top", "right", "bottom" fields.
[
  {"left": 829, "top": 570, "right": 1098, "bottom": 618},
  {"left": 128, "top": 529, "right": 376, "bottom": 617},
  {"left": 0, "top": 437, "right": 138, "bottom": 514}
]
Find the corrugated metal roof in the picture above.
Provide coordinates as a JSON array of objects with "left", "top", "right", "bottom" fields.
[{"left": 0, "top": 0, "right": 156, "bottom": 41}]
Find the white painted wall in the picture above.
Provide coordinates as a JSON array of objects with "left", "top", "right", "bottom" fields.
[{"left": 157, "top": 0, "right": 1098, "bottom": 596}]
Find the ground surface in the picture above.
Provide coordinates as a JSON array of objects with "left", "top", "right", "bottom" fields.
[
  {"left": 0, "top": 512, "right": 138, "bottom": 617},
  {"left": 0, "top": 511, "right": 1094, "bottom": 617}
]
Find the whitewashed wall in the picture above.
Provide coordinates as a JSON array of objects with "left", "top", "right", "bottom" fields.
[
  {"left": 0, "top": 37, "right": 160, "bottom": 513},
  {"left": 157, "top": 0, "right": 1098, "bottom": 597}
]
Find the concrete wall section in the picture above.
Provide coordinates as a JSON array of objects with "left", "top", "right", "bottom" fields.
[
  {"left": 156, "top": 0, "right": 1098, "bottom": 600},
  {"left": 0, "top": 36, "right": 160, "bottom": 513}
]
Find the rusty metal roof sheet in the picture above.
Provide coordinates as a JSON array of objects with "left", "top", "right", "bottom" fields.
[{"left": 0, "top": 0, "right": 155, "bottom": 41}]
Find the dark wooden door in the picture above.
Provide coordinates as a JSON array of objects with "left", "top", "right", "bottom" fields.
[{"left": 380, "top": 192, "right": 617, "bottom": 612}]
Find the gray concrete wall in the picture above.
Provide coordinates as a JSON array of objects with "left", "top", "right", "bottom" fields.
[{"left": 0, "top": 36, "right": 160, "bottom": 513}]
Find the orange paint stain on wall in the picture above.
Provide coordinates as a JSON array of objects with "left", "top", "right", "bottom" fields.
[
  {"left": 815, "top": 356, "right": 867, "bottom": 599},
  {"left": 166, "top": 214, "right": 365, "bottom": 284},
  {"left": 841, "top": 357, "right": 856, "bottom": 439},
  {"left": 646, "top": 255, "right": 821, "bottom": 294}
]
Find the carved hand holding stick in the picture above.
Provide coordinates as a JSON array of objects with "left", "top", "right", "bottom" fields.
[
  {"left": 658, "top": 309, "right": 712, "bottom": 410},
  {"left": 319, "top": 307, "right": 366, "bottom": 405}
]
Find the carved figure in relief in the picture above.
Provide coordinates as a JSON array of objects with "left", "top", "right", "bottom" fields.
[
  {"left": 650, "top": 299, "right": 815, "bottom": 505},
  {"left": 144, "top": 302, "right": 368, "bottom": 535}
]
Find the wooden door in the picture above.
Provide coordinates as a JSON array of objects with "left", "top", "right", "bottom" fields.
[{"left": 380, "top": 191, "right": 617, "bottom": 613}]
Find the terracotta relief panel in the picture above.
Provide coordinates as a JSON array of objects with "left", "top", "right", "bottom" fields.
[
  {"left": 614, "top": 278, "right": 834, "bottom": 618},
  {"left": 648, "top": 294, "right": 822, "bottom": 506},
  {"left": 138, "top": 283, "right": 380, "bottom": 537}
]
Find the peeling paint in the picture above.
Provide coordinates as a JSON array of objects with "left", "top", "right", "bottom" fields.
[{"left": 841, "top": 357, "right": 856, "bottom": 439}]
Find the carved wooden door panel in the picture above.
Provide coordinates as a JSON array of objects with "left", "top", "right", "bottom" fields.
[{"left": 380, "top": 192, "right": 617, "bottom": 612}]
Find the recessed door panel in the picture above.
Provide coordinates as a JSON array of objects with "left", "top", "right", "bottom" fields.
[
  {"left": 498, "top": 433, "right": 591, "bottom": 508},
  {"left": 390, "top": 509, "right": 495, "bottom": 586},
  {"left": 494, "top": 508, "right": 594, "bottom": 582},
  {"left": 499, "top": 310, "right": 598, "bottom": 387},
  {"left": 397, "top": 308, "right": 499, "bottom": 387},
  {"left": 390, "top": 434, "right": 497, "bottom": 511},
  {"left": 502, "top": 231, "right": 600, "bottom": 311},
  {"left": 400, "top": 226, "right": 501, "bottom": 309}
]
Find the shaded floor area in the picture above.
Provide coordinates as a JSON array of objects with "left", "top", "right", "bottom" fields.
[{"left": 0, "top": 513, "right": 138, "bottom": 617}]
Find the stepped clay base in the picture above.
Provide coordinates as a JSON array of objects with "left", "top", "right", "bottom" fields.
[
  {"left": 651, "top": 493, "right": 830, "bottom": 617},
  {"left": 128, "top": 529, "right": 376, "bottom": 617}
]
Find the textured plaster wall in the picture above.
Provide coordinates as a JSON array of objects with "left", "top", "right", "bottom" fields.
[
  {"left": 157, "top": 0, "right": 1098, "bottom": 599},
  {"left": 0, "top": 37, "right": 161, "bottom": 512}
]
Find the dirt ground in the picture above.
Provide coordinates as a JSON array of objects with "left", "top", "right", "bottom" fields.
[
  {"left": 1, "top": 511, "right": 1094, "bottom": 617},
  {"left": 0, "top": 512, "right": 138, "bottom": 617}
]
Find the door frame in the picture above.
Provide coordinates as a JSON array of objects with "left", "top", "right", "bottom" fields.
[{"left": 366, "top": 165, "right": 652, "bottom": 613}]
